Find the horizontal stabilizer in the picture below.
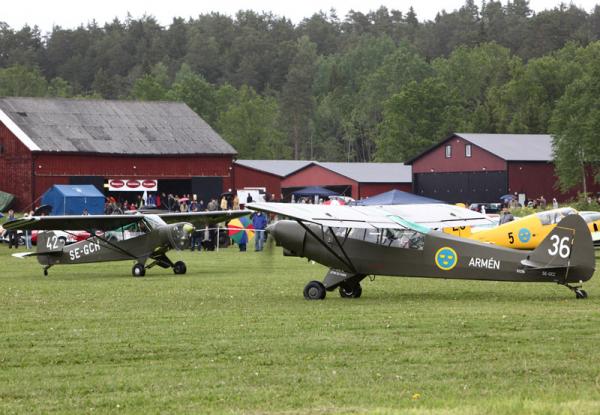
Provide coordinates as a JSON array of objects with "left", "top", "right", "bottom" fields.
[
  {"left": 12, "top": 250, "right": 61, "bottom": 259},
  {"left": 12, "top": 252, "right": 37, "bottom": 259}
]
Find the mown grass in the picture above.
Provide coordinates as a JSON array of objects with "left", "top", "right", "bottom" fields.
[{"left": 1, "top": 242, "right": 600, "bottom": 414}]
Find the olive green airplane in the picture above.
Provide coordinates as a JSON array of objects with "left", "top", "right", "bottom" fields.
[
  {"left": 248, "top": 203, "right": 595, "bottom": 300},
  {"left": 4, "top": 210, "right": 248, "bottom": 277}
]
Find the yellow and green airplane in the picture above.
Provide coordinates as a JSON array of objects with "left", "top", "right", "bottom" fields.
[{"left": 444, "top": 208, "right": 600, "bottom": 249}]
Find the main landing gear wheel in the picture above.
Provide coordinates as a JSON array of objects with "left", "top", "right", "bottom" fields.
[
  {"left": 575, "top": 289, "right": 588, "bottom": 299},
  {"left": 339, "top": 283, "right": 362, "bottom": 299},
  {"left": 132, "top": 263, "right": 146, "bottom": 277},
  {"left": 173, "top": 261, "right": 187, "bottom": 275},
  {"left": 304, "top": 280, "right": 326, "bottom": 300}
]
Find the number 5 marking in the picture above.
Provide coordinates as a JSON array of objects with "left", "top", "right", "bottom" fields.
[{"left": 547, "top": 235, "right": 571, "bottom": 258}]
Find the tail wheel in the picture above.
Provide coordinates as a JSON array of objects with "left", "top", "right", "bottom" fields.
[
  {"left": 132, "top": 264, "right": 146, "bottom": 277},
  {"left": 173, "top": 261, "right": 187, "bottom": 275},
  {"left": 575, "top": 289, "right": 588, "bottom": 299},
  {"left": 303, "top": 280, "right": 326, "bottom": 300},
  {"left": 339, "top": 283, "right": 362, "bottom": 299}
]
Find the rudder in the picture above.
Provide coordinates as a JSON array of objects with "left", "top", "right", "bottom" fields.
[{"left": 524, "top": 214, "right": 595, "bottom": 282}]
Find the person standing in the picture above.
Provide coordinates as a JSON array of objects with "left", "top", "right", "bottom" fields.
[
  {"left": 23, "top": 210, "right": 34, "bottom": 249},
  {"left": 552, "top": 198, "right": 559, "bottom": 209},
  {"left": 6, "top": 209, "right": 18, "bottom": 249},
  {"left": 498, "top": 207, "right": 514, "bottom": 225},
  {"left": 252, "top": 211, "right": 268, "bottom": 251}
]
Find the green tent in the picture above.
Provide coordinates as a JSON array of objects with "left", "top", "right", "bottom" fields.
[{"left": 0, "top": 190, "right": 15, "bottom": 211}]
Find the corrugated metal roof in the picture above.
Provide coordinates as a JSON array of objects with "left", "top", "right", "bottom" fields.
[
  {"left": 319, "top": 162, "right": 412, "bottom": 183},
  {"left": 235, "top": 159, "right": 412, "bottom": 183},
  {"left": 235, "top": 160, "right": 314, "bottom": 177},
  {"left": 0, "top": 97, "right": 236, "bottom": 155},
  {"left": 455, "top": 133, "right": 553, "bottom": 161}
]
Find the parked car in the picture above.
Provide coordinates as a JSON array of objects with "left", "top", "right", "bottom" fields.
[
  {"left": 31, "top": 230, "right": 91, "bottom": 245},
  {"left": 468, "top": 203, "right": 502, "bottom": 214}
]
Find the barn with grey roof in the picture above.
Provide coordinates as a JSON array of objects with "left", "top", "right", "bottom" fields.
[
  {"left": 0, "top": 97, "right": 237, "bottom": 210},
  {"left": 234, "top": 159, "right": 412, "bottom": 200},
  {"left": 406, "top": 132, "right": 598, "bottom": 203}
]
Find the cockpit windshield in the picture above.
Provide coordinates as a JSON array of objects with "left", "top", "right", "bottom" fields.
[
  {"left": 536, "top": 208, "right": 576, "bottom": 225},
  {"left": 105, "top": 216, "right": 164, "bottom": 241}
]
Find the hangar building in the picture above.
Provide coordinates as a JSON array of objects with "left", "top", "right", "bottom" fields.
[
  {"left": 0, "top": 97, "right": 236, "bottom": 210},
  {"left": 407, "top": 133, "right": 599, "bottom": 203},
  {"left": 234, "top": 160, "right": 412, "bottom": 200}
]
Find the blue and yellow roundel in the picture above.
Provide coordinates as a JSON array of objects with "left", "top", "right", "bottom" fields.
[
  {"left": 435, "top": 247, "right": 458, "bottom": 271},
  {"left": 518, "top": 228, "right": 531, "bottom": 243}
]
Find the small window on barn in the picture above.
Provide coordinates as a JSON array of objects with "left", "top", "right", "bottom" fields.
[
  {"left": 445, "top": 144, "right": 452, "bottom": 158},
  {"left": 465, "top": 144, "right": 472, "bottom": 157}
]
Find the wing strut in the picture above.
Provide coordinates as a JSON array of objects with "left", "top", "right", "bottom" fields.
[
  {"left": 296, "top": 220, "right": 357, "bottom": 274},
  {"left": 82, "top": 230, "right": 140, "bottom": 260}
]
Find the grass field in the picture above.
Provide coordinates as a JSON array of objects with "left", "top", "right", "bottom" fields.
[{"left": 1, "top": 242, "right": 600, "bottom": 414}]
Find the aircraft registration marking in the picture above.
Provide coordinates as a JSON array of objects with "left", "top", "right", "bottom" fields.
[
  {"left": 69, "top": 242, "right": 101, "bottom": 261},
  {"left": 468, "top": 257, "right": 500, "bottom": 270},
  {"left": 435, "top": 247, "right": 458, "bottom": 271}
]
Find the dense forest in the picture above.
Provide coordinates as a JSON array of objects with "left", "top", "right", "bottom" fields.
[{"left": 1, "top": 0, "right": 600, "bottom": 189}]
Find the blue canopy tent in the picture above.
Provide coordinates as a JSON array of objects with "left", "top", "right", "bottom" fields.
[
  {"left": 41, "top": 185, "right": 105, "bottom": 215},
  {"left": 354, "top": 189, "right": 443, "bottom": 206},
  {"left": 291, "top": 186, "right": 339, "bottom": 198}
]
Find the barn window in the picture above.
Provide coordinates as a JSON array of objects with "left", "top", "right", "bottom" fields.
[
  {"left": 465, "top": 144, "right": 472, "bottom": 157},
  {"left": 445, "top": 144, "right": 452, "bottom": 158}
]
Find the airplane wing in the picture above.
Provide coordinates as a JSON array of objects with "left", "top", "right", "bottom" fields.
[
  {"left": 3, "top": 214, "right": 145, "bottom": 231},
  {"left": 157, "top": 210, "right": 251, "bottom": 225},
  {"left": 247, "top": 202, "right": 494, "bottom": 230}
]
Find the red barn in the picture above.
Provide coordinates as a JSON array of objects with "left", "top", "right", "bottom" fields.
[
  {"left": 233, "top": 160, "right": 412, "bottom": 200},
  {"left": 0, "top": 97, "right": 236, "bottom": 211},
  {"left": 407, "top": 133, "right": 600, "bottom": 203},
  {"left": 233, "top": 160, "right": 313, "bottom": 200},
  {"left": 283, "top": 162, "right": 412, "bottom": 199}
]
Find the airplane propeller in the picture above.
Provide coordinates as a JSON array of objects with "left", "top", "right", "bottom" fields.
[{"left": 168, "top": 222, "right": 196, "bottom": 250}]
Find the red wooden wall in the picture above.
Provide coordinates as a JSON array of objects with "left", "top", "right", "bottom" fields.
[
  {"left": 0, "top": 122, "right": 234, "bottom": 210},
  {"left": 508, "top": 162, "right": 600, "bottom": 202},
  {"left": 282, "top": 165, "right": 358, "bottom": 197},
  {"left": 0, "top": 123, "right": 32, "bottom": 210},
  {"left": 359, "top": 183, "right": 412, "bottom": 198},
  {"left": 232, "top": 164, "right": 283, "bottom": 199},
  {"left": 411, "top": 136, "right": 506, "bottom": 174}
]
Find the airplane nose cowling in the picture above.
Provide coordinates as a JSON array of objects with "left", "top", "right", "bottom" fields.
[
  {"left": 268, "top": 220, "right": 306, "bottom": 256},
  {"left": 168, "top": 223, "right": 195, "bottom": 250}
]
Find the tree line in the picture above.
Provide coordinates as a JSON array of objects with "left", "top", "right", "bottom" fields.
[{"left": 0, "top": 0, "right": 599, "bottom": 190}]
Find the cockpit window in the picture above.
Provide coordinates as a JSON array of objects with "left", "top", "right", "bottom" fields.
[
  {"left": 330, "top": 226, "right": 425, "bottom": 250},
  {"left": 536, "top": 208, "right": 576, "bottom": 225},
  {"left": 143, "top": 215, "right": 166, "bottom": 230},
  {"left": 106, "top": 219, "right": 154, "bottom": 241}
]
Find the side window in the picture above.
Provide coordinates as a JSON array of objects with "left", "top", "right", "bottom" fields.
[
  {"left": 445, "top": 144, "right": 452, "bottom": 158},
  {"left": 465, "top": 144, "right": 472, "bottom": 157},
  {"left": 384, "top": 229, "right": 425, "bottom": 250}
]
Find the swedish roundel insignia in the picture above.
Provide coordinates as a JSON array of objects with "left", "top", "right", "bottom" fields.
[{"left": 435, "top": 247, "right": 458, "bottom": 271}]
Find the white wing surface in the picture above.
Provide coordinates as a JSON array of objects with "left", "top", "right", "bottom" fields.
[{"left": 247, "top": 202, "right": 494, "bottom": 230}]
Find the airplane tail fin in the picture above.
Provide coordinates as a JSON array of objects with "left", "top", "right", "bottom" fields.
[
  {"left": 34, "top": 231, "right": 65, "bottom": 266},
  {"left": 36, "top": 231, "right": 65, "bottom": 254},
  {"left": 522, "top": 214, "right": 595, "bottom": 282}
]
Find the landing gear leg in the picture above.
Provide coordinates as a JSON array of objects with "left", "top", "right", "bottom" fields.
[
  {"left": 43, "top": 265, "right": 52, "bottom": 276},
  {"left": 564, "top": 283, "right": 588, "bottom": 299}
]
